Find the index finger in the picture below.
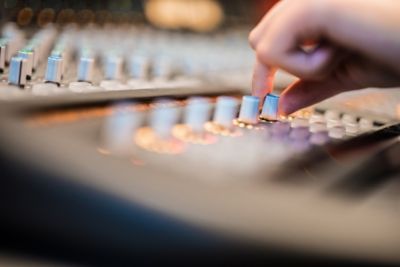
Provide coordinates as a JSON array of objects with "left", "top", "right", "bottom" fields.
[{"left": 252, "top": 60, "right": 276, "bottom": 101}]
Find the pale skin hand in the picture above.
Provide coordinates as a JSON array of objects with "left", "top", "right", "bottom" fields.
[{"left": 249, "top": 0, "right": 400, "bottom": 115}]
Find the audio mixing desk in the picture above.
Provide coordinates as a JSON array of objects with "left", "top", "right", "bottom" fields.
[{"left": 0, "top": 23, "right": 400, "bottom": 265}]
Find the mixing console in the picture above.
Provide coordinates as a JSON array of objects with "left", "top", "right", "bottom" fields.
[{"left": 0, "top": 22, "right": 400, "bottom": 266}]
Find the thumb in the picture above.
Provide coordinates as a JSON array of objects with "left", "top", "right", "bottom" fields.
[{"left": 278, "top": 77, "right": 358, "bottom": 115}]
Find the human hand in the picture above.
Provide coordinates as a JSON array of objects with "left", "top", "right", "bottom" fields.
[{"left": 249, "top": 0, "right": 400, "bottom": 115}]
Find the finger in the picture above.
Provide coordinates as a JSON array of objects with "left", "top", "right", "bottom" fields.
[
  {"left": 278, "top": 77, "right": 356, "bottom": 115},
  {"left": 249, "top": 1, "right": 286, "bottom": 49},
  {"left": 257, "top": 41, "right": 335, "bottom": 80},
  {"left": 252, "top": 60, "right": 276, "bottom": 101}
]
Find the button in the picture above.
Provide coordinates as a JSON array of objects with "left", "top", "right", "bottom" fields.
[
  {"left": 45, "top": 55, "right": 63, "bottom": 84},
  {"left": 260, "top": 93, "right": 279, "bottom": 121},
  {"left": 291, "top": 117, "right": 309, "bottom": 128},
  {"left": 327, "top": 119, "right": 343, "bottom": 129},
  {"left": 324, "top": 110, "right": 340, "bottom": 120},
  {"left": 342, "top": 114, "right": 357, "bottom": 124},
  {"left": 289, "top": 127, "right": 310, "bottom": 140},
  {"left": 359, "top": 118, "right": 373, "bottom": 132},
  {"left": 238, "top": 96, "right": 260, "bottom": 124},
  {"left": 309, "top": 122, "right": 327, "bottom": 133},
  {"left": 310, "top": 132, "right": 330, "bottom": 145},
  {"left": 104, "top": 55, "right": 123, "bottom": 80},
  {"left": 345, "top": 122, "right": 359, "bottom": 135},
  {"left": 213, "top": 96, "right": 239, "bottom": 128},
  {"left": 328, "top": 126, "right": 345, "bottom": 139},
  {"left": 8, "top": 56, "right": 27, "bottom": 87},
  {"left": 184, "top": 97, "right": 212, "bottom": 132},
  {"left": 309, "top": 113, "right": 325, "bottom": 123},
  {"left": 150, "top": 99, "right": 180, "bottom": 138},
  {"left": 77, "top": 57, "right": 95, "bottom": 83},
  {"left": 18, "top": 49, "right": 35, "bottom": 79}
]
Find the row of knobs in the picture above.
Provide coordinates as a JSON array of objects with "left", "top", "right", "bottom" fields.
[
  {"left": 5, "top": 29, "right": 173, "bottom": 87},
  {"left": 106, "top": 94, "right": 279, "bottom": 146},
  {"left": 9, "top": 50, "right": 170, "bottom": 87}
]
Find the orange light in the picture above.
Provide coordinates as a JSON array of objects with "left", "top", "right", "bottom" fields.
[
  {"left": 135, "top": 127, "right": 185, "bottom": 155},
  {"left": 172, "top": 124, "right": 217, "bottom": 145}
]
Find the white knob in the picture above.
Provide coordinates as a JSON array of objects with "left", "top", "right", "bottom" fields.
[
  {"left": 77, "top": 57, "right": 95, "bottom": 83},
  {"left": 104, "top": 55, "right": 123, "bottom": 80},
  {"left": 184, "top": 97, "right": 211, "bottom": 132},
  {"left": 150, "top": 99, "right": 180, "bottom": 138},
  {"left": 45, "top": 55, "right": 63, "bottom": 84},
  {"left": 129, "top": 55, "right": 151, "bottom": 80},
  {"left": 260, "top": 93, "right": 279, "bottom": 121},
  {"left": 8, "top": 56, "right": 27, "bottom": 87},
  {"left": 18, "top": 49, "right": 35, "bottom": 79},
  {"left": 213, "top": 96, "right": 239, "bottom": 128},
  {"left": 0, "top": 40, "right": 8, "bottom": 72},
  {"left": 102, "top": 102, "right": 142, "bottom": 155},
  {"left": 238, "top": 96, "right": 260, "bottom": 124}
]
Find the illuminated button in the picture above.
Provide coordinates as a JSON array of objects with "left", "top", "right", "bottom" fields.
[
  {"left": 309, "top": 113, "right": 325, "bottom": 124},
  {"left": 359, "top": 118, "right": 373, "bottom": 132},
  {"left": 184, "top": 97, "right": 212, "bottom": 132},
  {"left": 45, "top": 55, "right": 63, "bottom": 84},
  {"left": 328, "top": 126, "right": 345, "bottom": 139},
  {"left": 289, "top": 127, "right": 310, "bottom": 140},
  {"left": 18, "top": 49, "right": 35, "bottom": 79},
  {"left": 327, "top": 119, "right": 343, "bottom": 129},
  {"left": 290, "top": 117, "right": 309, "bottom": 128},
  {"left": 150, "top": 99, "right": 180, "bottom": 138},
  {"left": 8, "top": 56, "right": 27, "bottom": 87},
  {"left": 129, "top": 55, "right": 151, "bottom": 80},
  {"left": 324, "top": 110, "right": 340, "bottom": 120},
  {"left": 104, "top": 55, "right": 123, "bottom": 80},
  {"left": 310, "top": 132, "right": 330, "bottom": 145},
  {"left": 213, "top": 96, "right": 239, "bottom": 128},
  {"left": 260, "top": 93, "right": 279, "bottom": 121},
  {"left": 342, "top": 114, "right": 357, "bottom": 124},
  {"left": 309, "top": 122, "right": 327, "bottom": 133},
  {"left": 238, "top": 96, "right": 260, "bottom": 124},
  {"left": 345, "top": 122, "right": 359, "bottom": 135},
  {"left": 77, "top": 57, "right": 95, "bottom": 83},
  {"left": 0, "top": 40, "right": 8, "bottom": 72}
]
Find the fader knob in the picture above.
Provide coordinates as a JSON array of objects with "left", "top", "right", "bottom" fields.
[
  {"left": 45, "top": 55, "right": 63, "bottom": 84},
  {"left": 104, "top": 55, "right": 123, "bottom": 80},
  {"left": 184, "top": 97, "right": 211, "bottom": 132},
  {"left": 213, "top": 96, "right": 239, "bottom": 128},
  {"left": 18, "top": 49, "right": 35, "bottom": 79},
  {"left": 238, "top": 96, "right": 260, "bottom": 124},
  {"left": 150, "top": 100, "right": 180, "bottom": 138},
  {"left": 0, "top": 40, "right": 8, "bottom": 72},
  {"left": 102, "top": 102, "right": 143, "bottom": 155},
  {"left": 260, "top": 93, "right": 279, "bottom": 121},
  {"left": 129, "top": 55, "right": 151, "bottom": 80},
  {"left": 8, "top": 56, "right": 27, "bottom": 87},
  {"left": 77, "top": 57, "right": 95, "bottom": 83}
]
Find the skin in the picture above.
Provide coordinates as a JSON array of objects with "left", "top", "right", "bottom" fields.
[{"left": 249, "top": 0, "right": 400, "bottom": 115}]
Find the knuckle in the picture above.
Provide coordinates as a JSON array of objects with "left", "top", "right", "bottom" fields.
[{"left": 248, "top": 30, "right": 258, "bottom": 49}]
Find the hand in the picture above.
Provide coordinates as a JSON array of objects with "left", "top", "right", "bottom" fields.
[{"left": 249, "top": 0, "right": 400, "bottom": 115}]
